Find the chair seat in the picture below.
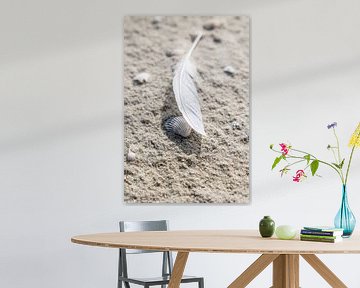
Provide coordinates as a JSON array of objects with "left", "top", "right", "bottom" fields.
[{"left": 119, "top": 274, "right": 203, "bottom": 286}]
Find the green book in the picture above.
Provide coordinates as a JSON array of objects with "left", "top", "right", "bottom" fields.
[
  {"left": 300, "top": 235, "right": 342, "bottom": 243},
  {"left": 300, "top": 234, "right": 340, "bottom": 240}
]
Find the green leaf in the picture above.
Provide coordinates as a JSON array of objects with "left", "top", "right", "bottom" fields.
[
  {"left": 332, "top": 162, "right": 341, "bottom": 169},
  {"left": 270, "top": 144, "right": 274, "bottom": 149},
  {"left": 280, "top": 167, "right": 290, "bottom": 177},
  {"left": 304, "top": 154, "right": 311, "bottom": 164},
  {"left": 271, "top": 156, "right": 282, "bottom": 170},
  {"left": 339, "top": 158, "right": 345, "bottom": 169},
  {"left": 310, "top": 160, "right": 319, "bottom": 176},
  {"left": 332, "top": 159, "right": 345, "bottom": 169}
]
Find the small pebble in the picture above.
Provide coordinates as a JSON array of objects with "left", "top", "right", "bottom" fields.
[
  {"left": 211, "top": 34, "right": 222, "bottom": 43},
  {"left": 133, "top": 72, "right": 150, "bottom": 84},
  {"left": 189, "top": 33, "right": 199, "bottom": 42},
  {"left": 151, "top": 16, "right": 163, "bottom": 24},
  {"left": 224, "top": 66, "right": 237, "bottom": 76},
  {"left": 165, "top": 49, "right": 184, "bottom": 57},
  {"left": 203, "top": 20, "right": 224, "bottom": 31},
  {"left": 241, "top": 135, "right": 250, "bottom": 144},
  {"left": 231, "top": 121, "right": 241, "bottom": 130},
  {"left": 126, "top": 149, "right": 136, "bottom": 162}
]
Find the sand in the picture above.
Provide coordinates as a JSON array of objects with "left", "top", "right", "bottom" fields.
[{"left": 124, "top": 16, "right": 250, "bottom": 203}]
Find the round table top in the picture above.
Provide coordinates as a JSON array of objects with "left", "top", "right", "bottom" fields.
[{"left": 71, "top": 230, "right": 360, "bottom": 254}]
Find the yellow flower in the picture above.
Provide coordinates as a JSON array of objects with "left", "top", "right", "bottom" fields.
[{"left": 349, "top": 122, "right": 360, "bottom": 147}]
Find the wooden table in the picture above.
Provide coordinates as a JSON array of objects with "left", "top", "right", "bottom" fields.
[{"left": 71, "top": 230, "right": 360, "bottom": 288}]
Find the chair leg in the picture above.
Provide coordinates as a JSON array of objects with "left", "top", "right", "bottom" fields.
[
  {"left": 198, "top": 278, "right": 204, "bottom": 288},
  {"left": 118, "top": 279, "right": 130, "bottom": 288},
  {"left": 118, "top": 249, "right": 122, "bottom": 288}
]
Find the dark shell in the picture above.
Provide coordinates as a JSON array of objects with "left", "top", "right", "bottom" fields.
[{"left": 165, "top": 116, "right": 192, "bottom": 137}]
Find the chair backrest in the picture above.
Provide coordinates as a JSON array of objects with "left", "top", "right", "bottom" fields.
[
  {"left": 118, "top": 220, "right": 174, "bottom": 284},
  {"left": 120, "top": 220, "right": 168, "bottom": 232},
  {"left": 119, "top": 220, "right": 169, "bottom": 254}
]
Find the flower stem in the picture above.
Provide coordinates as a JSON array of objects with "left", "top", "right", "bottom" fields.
[
  {"left": 288, "top": 148, "right": 344, "bottom": 183},
  {"left": 271, "top": 148, "right": 344, "bottom": 182},
  {"left": 332, "top": 128, "right": 345, "bottom": 182},
  {"left": 330, "top": 148, "right": 338, "bottom": 164},
  {"left": 284, "top": 159, "right": 306, "bottom": 169},
  {"left": 345, "top": 146, "right": 356, "bottom": 185},
  {"left": 345, "top": 130, "right": 360, "bottom": 185},
  {"left": 291, "top": 148, "right": 317, "bottom": 159},
  {"left": 333, "top": 128, "right": 342, "bottom": 164}
]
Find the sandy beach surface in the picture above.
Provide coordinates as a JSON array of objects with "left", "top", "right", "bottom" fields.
[{"left": 124, "top": 16, "right": 250, "bottom": 203}]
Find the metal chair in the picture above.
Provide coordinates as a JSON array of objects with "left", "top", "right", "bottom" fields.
[{"left": 118, "top": 220, "right": 204, "bottom": 288}]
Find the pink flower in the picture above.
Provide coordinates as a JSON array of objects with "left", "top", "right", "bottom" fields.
[
  {"left": 279, "top": 143, "right": 289, "bottom": 155},
  {"left": 293, "top": 170, "right": 306, "bottom": 182}
]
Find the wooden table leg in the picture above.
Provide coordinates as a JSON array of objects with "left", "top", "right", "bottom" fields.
[
  {"left": 272, "top": 254, "right": 299, "bottom": 288},
  {"left": 288, "top": 255, "right": 299, "bottom": 288},
  {"left": 301, "top": 254, "right": 347, "bottom": 288},
  {"left": 168, "top": 252, "right": 189, "bottom": 288},
  {"left": 228, "top": 254, "right": 279, "bottom": 288},
  {"left": 273, "top": 254, "right": 286, "bottom": 288}
]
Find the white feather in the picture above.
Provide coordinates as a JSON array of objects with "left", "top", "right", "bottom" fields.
[{"left": 172, "top": 34, "right": 206, "bottom": 136}]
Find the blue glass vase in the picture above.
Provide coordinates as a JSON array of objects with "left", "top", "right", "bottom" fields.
[{"left": 334, "top": 185, "right": 356, "bottom": 237}]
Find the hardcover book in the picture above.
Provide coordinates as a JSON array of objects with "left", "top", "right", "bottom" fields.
[
  {"left": 303, "top": 226, "right": 344, "bottom": 232},
  {"left": 301, "top": 229, "right": 343, "bottom": 237},
  {"left": 300, "top": 234, "right": 341, "bottom": 240},
  {"left": 300, "top": 236, "right": 342, "bottom": 243}
]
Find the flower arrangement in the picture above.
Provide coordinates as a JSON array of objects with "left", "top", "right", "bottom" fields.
[{"left": 270, "top": 122, "right": 360, "bottom": 185}]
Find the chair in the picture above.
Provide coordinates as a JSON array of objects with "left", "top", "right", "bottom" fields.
[{"left": 118, "top": 220, "right": 204, "bottom": 288}]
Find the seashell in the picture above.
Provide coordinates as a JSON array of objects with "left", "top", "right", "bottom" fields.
[
  {"left": 126, "top": 149, "right": 136, "bottom": 161},
  {"left": 133, "top": 72, "right": 150, "bottom": 84},
  {"left": 165, "top": 116, "right": 192, "bottom": 138},
  {"left": 223, "top": 66, "right": 237, "bottom": 76}
]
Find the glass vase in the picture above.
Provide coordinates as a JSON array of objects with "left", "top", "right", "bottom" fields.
[{"left": 334, "top": 185, "right": 356, "bottom": 237}]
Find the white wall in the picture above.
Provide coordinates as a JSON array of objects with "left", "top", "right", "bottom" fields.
[{"left": 1, "top": 0, "right": 360, "bottom": 287}]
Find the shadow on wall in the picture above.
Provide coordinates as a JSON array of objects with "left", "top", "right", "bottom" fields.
[
  {"left": 256, "top": 57, "right": 360, "bottom": 93},
  {"left": 0, "top": 0, "right": 123, "bottom": 65},
  {"left": 0, "top": 114, "right": 121, "bottom": 154}
]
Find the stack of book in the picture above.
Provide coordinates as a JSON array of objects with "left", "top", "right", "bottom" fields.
[{"left": 300, "top": 226, "right": 344, "bottom": 243}]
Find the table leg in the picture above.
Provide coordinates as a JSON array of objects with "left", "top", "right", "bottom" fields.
[
  {"left": 301, "top": 254, "right": 347, "bottom": 288},
  {"left": 228, "top": 253, "right": 348, "bottom": 288},
  {"left": 228, "top": 254, "right": 279, "bottom": 288},
  {"left": 168, "top": 252, "right": 189, "bottom": 288},
  {"left": 272, "top": 254, "right": 299, "bottom": 288}
]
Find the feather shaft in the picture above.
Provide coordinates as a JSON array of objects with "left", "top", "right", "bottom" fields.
[{"left": 172, "top": 33, "right": 206, "bottom": 136}]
